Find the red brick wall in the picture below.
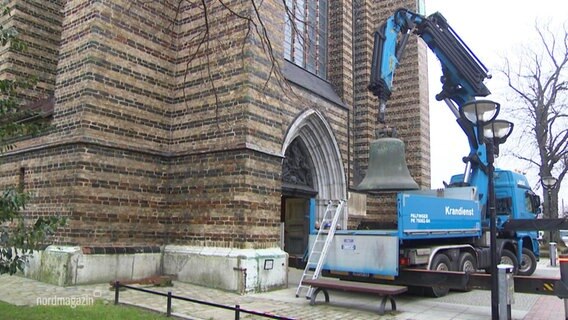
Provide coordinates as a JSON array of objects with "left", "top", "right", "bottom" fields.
[{"left": 0, "top": 0, "right": 429, "bottom": 246}]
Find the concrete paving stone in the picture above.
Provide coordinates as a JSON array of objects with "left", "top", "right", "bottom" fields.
[
  {"left": 395, "top": 302, "right": 435, "bottom": 313},
  {"left": 419, "top": 308, "right": 470, "bottom": 318},
  {"left": 426, "top": 302, "right": 469, "bottom": 313},
  {"left": 0, "top": 260, "right": 565, "bottom": 320},
  {"left": 522, "top": 295, "right": 565, "bottom": 320},
  {"left": 188, "top": 308, "right": 236, "bottom": 320},
  {"left": 435, "top": 290, "right": 539, "bottom": 311},
  {"left": 453, "top": 308, "right": 492, "bottom": 319},
  {"left": 396, "top": 313, "right": 446, "bottom": 320}
]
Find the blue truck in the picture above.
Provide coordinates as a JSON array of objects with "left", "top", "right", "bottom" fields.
[
  {"left": 309, "top": 8, "right": 542, "bottom": 297},
  {"left": 317, "top": 169, "right": 540, "bottom": 297}
]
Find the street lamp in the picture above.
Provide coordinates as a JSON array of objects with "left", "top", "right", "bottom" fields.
[
  {"left": 483, "top": 120, "right": 514, "bottom": 157},
  {"left": 542, "top": 175, "right": 558, "bottom": 241},
  {"left": 483, "top": 120, "right": 514, "bottom": 145},
  {"left": 543, "top": 176, "right": 558, "bottom": 190},
  {"left": 460, "top": 100, "right": 512, "bottom": 320},
  {"left": 460, "top": 100, "right": 500, "bottom": 135},
  {"left": 484, "top": 120, "right": 513, "bottom": 320}
]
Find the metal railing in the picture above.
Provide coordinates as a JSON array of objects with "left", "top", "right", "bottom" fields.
[{"left": 113, "top": 281, "right": 295, "bottom": 319}]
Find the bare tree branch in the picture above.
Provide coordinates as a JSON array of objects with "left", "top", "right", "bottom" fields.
[
  {"left": 511, "top": 152, "right": 541, "bottom": 167},
  {"left": 500, "top": 20, "right": 568, "bottom": 235},
  {"left": 130, "top": 0, "right": 311, "bottom": 130}
]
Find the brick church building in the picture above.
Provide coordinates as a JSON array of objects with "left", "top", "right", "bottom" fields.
[{"left": 0, "top": 0, "right": 429, "bottom": 292}]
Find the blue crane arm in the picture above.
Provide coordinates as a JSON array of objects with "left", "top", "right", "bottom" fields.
[
  {"left": 369, "top": 8, "right": 494, "bottom": 208},
  {"left": 370, "top": 9, "right": 491, "bottom": 153},
  {"left": 370, "top": 8, "right": 491, "bottom": 109}
]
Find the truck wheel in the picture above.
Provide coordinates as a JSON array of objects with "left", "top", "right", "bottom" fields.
[
  {"left": 518, "top": 248, "right": 537, "bottom": 276},
  {"left": 426, "top": 253, "right": 451, "bottom": 298},
  {"left": 456, "top": 252, "right": 477, "bottom": 292},
  {"left": 458, "top": 252, "right": 477, "bottom": 272},
  {"left": 500, "top": 249, "right": 518, "bottom": 274}
]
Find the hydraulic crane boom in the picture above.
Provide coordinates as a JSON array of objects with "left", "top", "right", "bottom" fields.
[
  {"left": 369, "top": 8, "right": 495, "bottom": 211},
  {"left": 370, "top": 8, "right": 491, "bottom": 119}
]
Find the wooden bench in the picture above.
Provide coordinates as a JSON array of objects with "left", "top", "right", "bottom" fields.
[{"left": 302, "top": 278, "right": 407, "bottom": 315}]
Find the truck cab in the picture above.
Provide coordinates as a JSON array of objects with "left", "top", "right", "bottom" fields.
[
  {"left": 493, "top": 169, "right": 540, "bottom": 223},
  {"left": 450, "top": 169, "right": 541, "bottom": 272},
  {"left": 450, "top": 170, "right": 540, "bottom": 223}
]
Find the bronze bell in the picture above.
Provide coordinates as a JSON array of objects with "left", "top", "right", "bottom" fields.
[{"left": 355, "top": 137, "right": 419, "bottom": 192}]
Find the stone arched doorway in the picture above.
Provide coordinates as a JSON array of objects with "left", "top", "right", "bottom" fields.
[{"left": 281, "top": 109, "right": 347, "bottom": 264}]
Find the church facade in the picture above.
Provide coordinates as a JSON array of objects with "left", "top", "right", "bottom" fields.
[{"left": 0, "top": 0, "right": 429, "bottom": 292}]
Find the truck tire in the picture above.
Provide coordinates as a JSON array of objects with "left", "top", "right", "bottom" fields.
[
  {"left": 518, "top": 248, "right": 537, "bottom": 276},
  {"left": 456, "top": 252, "right": 477, "bottom": 292},
  {"left": 426, "top": 253, "right": 451, "bottom": 297},
  {"left": 458, "top": 252, "right": 477, "bottom": 273},
  {"left": 500, "top": 249, "right": 518, "bottom": 275}
]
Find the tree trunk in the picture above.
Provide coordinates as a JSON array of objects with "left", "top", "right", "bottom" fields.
[{"left": 543, "top": 188, "right": 565, "bottom": 247}]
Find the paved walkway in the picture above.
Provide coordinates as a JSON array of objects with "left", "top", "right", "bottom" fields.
[
  {"left": 0, "top": 259, "right": 565, "bottom": 319},
  {"left": 523, "top": 295, "right": 566, "bottom": 320}
]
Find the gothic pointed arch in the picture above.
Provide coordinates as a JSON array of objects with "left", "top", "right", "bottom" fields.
[{"left": 282, "top": 109, "right": 347, "bottom": 223}]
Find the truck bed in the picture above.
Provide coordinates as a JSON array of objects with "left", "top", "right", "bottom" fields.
[
  {"left": 397, "top": 189, "right": 482, "bottom": 240},
  {"left": 309, "top": 187, "right": 482, "bottom": 277}
]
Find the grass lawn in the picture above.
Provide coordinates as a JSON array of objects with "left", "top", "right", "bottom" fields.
[{"left": 0, "top": 300, "right": 170, "bottom": 320}]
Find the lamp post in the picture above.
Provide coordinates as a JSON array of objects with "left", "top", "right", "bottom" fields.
[
  {"left": 542, "top": 175, "right": 558, "bottom": 242},
  {"left": 483, "top": 120, "right": 514, "bottom": 320},
  {"left": 460, "top": 100, "right": 513, "bottom": 320}
]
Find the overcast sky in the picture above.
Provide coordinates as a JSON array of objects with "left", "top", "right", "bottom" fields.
[{"left": 424, "top": 0, "right": 568, "bottom": 211}]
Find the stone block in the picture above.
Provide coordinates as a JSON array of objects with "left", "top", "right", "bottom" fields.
[{"left": 163, "top": 245, "right": 288, "bottom": 293}]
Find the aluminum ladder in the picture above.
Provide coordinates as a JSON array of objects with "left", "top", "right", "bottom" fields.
[{"left": 295, "top": 199, "right": 346, "bottom": 298}]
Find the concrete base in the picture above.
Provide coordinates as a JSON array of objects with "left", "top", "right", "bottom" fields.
[
  {"left": 23, "top": 245, "right": 288, "bottom": 293},
  {"left": 24, "top": 246, "right": 161, "bottom": 286},
  {"left": 163, "top": 245, "right": 288, "bottom": 293}
]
